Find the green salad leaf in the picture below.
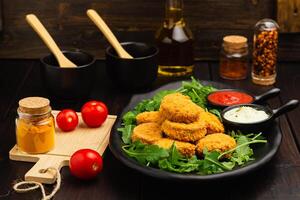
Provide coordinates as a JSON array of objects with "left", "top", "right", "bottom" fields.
[
  {"left": 177, "top": 77, "right": 216, "bottom": 108},
  {"left": 176, "top": 77, "right": 221, "bottom": 118},
  {"left": 158, "top": 144, "right": 200, "bottom": 173},
  {"left": 122, "top": 141, "right": 169, "bottom": 165},
  {"left": 123, "top": 132, "right": 267, "bottom": 175},
  {"left": 117, "top": 125, "right": 136, "bottom": 144},
  {"left": 223, "top": 131, "right": 267, "bottom": 165}
]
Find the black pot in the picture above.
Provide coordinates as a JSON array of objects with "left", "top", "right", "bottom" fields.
[
  {"left": 105, "top": 42, "right": 159, "bottom": 90},
  {"left": 208, "top": 88, "right": 280, "bottom": 108},
  {"left": 40, "top": 50, "right": 96, "bottom": 100},
  {"left": 221, "top": 99, "right": 299, "bottom": 133}
]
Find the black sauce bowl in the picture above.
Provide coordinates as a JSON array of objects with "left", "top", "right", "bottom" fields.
[
  {"left": 105, "top": 42, "right": 159, "bottom": 90},
  {"left": 40, "top": 50, "right": 96, "bottom": 100},
  {"left": 221, "top": 99, "right": 299, "bottom": 133},
  {"left": 208, "top": 87, "right": 280, "bottom": 108}
]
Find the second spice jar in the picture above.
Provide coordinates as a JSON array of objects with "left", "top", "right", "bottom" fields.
[
  {"left": 252, "top": 19, "right": 279, "bottom": 85},
  {"left": 219, "top": 35, "right": 249, "bottom": 80}
]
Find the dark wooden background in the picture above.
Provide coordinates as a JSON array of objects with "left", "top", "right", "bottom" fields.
[{"left": 0, "top": 0, "right": 300, "bottom": 61}]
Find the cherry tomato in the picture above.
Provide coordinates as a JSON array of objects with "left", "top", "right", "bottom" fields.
[
  {"left": 81, "top": 101, "right": 108, "bottom": 128},
  {"left": 69, "top": 149, "right": 103, "bottom": 180},
  {"left": 56, "top": 109, "right": 79, "bottom": 132}
]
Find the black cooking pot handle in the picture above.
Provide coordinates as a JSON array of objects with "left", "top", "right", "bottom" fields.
[
  {"left": 254, "top": 88, "right": 280, "bottom": 103},
  {"left": 273, "top": 99, "right": 299, "bottom": 118}
]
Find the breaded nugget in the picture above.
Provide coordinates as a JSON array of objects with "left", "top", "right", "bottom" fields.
[
  {"left": 159, "top": 93, "right": 200, "bottom": 123},
  {"left": 131, "top": 123, "right": 162, "bottom": 144},
  {"left": 199, "top": 111, "right": 224, "bottom": 134},
  {"left": 162, "top": 119, "right": 207, "bottom": 142},
  {"left": 196, "top": 105, "right": 205, "bottom": 113},
  {"left": 136, "top": 111, "right": 164, "bottom": 124},
  {"left": 154, "top": 138, "right": 196, "bottom": 157},
  {"left": 196, "top": 133, "right": 236, "bottom": 155}
]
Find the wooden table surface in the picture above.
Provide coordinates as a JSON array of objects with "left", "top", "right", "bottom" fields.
[{"left": 0, "top": 60, "right": 299, "bottom": 200}]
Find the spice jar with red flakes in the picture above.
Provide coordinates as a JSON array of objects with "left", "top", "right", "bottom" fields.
[{"left": 252, "top": 19, "right": 279, "bottom": 85}]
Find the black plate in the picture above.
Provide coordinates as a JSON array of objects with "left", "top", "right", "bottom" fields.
[{"left": 109, "top": 81, "right": 282, "bottom": 181}]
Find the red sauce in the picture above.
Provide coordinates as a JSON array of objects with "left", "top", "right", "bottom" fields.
[{"left": 208, "top": 90, "right": 253, "bottom": 106}]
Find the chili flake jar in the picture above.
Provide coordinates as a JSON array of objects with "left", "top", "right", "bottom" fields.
[
  {"left": 252, "top": 19, "right": 279, "bottom": 85},
  {"left": 16, "top": 97, "right": 55, "bottom": 153},
  {"left": 219, "top": 35, "right": 249, "bottom": 80}
]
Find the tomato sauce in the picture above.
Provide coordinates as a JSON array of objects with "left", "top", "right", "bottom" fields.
[{"left": 208, "top": 90, "right": 253, "bottom": 106}]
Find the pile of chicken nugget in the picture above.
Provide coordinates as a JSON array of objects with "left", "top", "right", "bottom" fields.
[{"left": 131, "top": 93, "right": 237, "bottom": 157}]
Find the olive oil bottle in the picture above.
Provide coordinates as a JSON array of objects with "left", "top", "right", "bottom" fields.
[{"left": 156, "top": 0, "right": 194, "bottom": 77}]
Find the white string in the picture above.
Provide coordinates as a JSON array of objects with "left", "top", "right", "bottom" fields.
[{"left": 13, "top": 167, "right": 61, "bottom": 200}]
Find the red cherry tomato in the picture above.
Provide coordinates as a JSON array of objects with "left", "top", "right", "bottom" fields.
[
  {"left": 81, "top": 101, "right": 108, "bottom": 128},
  {"left": 69, "top": 149, "right": 103, "bottom": 180},
  {"left": 56, "top": 109, "right": 79, "bottom": 132}
]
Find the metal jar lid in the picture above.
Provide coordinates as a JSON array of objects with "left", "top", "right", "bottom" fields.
[{"left": 18, "top": 97, "right": 51, "bottom": 115}]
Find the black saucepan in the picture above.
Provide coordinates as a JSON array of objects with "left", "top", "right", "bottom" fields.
[
  {"left": 208, "top": 88, "right": 280, "bottom": 108},
  {"left": 221, "top": 99, "right": 299, "bottom": 133}
]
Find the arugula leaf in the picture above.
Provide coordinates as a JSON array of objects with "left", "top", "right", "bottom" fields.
[
  {"left": 122, "top": 141, "right": 169, "bottom": 165},
  {"left": 122, "top": 132, "right": 267, "bottom": 175},
  {"left": 158, "top": 144, "right": 200, "bottom": 173},
  {"left": 201, "top": 150, "right": 234, "bottom": 173},
  {"left": 117, "top": 125, "right": 136, "bottom": 144},
  {"left": 208, "top": 108, "right": 222, "bottom": 119},
  {"left": 231, "top": 135, "right": 254, "bottom": 165},
  {"left": 122, "top": 111, "right": 137, "bottom": 125},
  {"left": 176, "top": 77, "right": 220, "bottom": 117},
  {"left": 219, "top": 131, "right": 267, "bottom": 165}
]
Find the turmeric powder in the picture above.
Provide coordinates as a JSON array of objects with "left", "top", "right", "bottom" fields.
[{"left": 16, "top": 97, "right": 55, "bottom": 154}]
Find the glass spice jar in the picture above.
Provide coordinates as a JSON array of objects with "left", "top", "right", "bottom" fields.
[
  {"left": 252, "top": 19, "right": 279, "bottom": 85},
  {"left": 219, "top": 35, "right": 249, "bottom": 80},
  {"left": 16, "top": 97, "right": 55, "bottom": 154}
]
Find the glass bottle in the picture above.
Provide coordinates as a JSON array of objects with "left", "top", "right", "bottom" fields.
[
  {"left": 16, "top": 97, "right": 55, "bottom": 153},
  {"left": 219, "top": 35, "right": 249, "bottom": 80},
  {"left": 252, "top": 19, "right": 279, "bottom": 85},
  {"left": 155, "top": 0, "right": 194, "bottom": 77}
]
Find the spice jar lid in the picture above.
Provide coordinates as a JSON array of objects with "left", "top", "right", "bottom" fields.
[
  {"left": 255, "top": 18, "right": 279, "bottom": 31},
  {"left": 223, "top": 35, "right": 247, "bottom": 48},
  {"left": 18, "top": 97, "right": 51, "bottom": 115}
]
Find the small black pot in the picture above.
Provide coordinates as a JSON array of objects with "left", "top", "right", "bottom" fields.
[
  {"left": 221, "top": 99, "right": 299, "bottom": 133},
  {"left": 208, "top": 88, "right": 280, "bottom": 108},
  {"left": 105, "top": 42, "right": 159, "bottom": 90},
  {"left": 40, "top": 50, "right": 96, "bottom": 100}
]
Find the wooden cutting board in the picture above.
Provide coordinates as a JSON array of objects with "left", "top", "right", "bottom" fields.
[{"left": 9, "top": 110, "right": 117, "bottom": 184}]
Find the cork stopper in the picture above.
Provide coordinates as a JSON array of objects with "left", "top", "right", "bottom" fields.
[
  {"left": 223, "top": 35, "right": 248, "bottom": 52},
  {"left": 18, "top": 97, "right": 51, "bottom": 115}
]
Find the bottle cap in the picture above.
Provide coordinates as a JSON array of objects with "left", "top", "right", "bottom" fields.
[
  {"left": 223, "top": 35, "right": 248, "bottom": 52},
  {"left": 18, "top": 97, "right": 51, "bottom": 115}
]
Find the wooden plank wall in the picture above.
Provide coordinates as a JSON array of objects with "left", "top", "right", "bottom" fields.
[
  {"left": 0, "top": 0, "right": 299, "bottom": 61},
  {"left": 277, "top": 0, "right": 300, "bottom": 32}
]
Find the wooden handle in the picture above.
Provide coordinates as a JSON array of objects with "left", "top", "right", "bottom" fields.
[
  {"left": 25, "top": 155, "right": 69, "bottom": 184},
  {"left": 26, "top": 14, "right": 76, "bottom": 68},
  {"left": 86, "top": 9, "right": 133, "bottom": 59}
]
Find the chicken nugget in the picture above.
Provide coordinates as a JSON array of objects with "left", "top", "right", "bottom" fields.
[
  {"left": 136, "top": 111, "right": 164, "bottom": 124},
  {"left": 199, "top": 111, "right": 224, "bottom": 134},
  {"left": 196, "top": 133, "right": 236, "bottom": 156},
  {"left": 154, "top": 138, "right": 196, "bottom": 157},
  {"left": 159, "top": 93, "right": 200, "bottom": 123},
  {"left": 131, "top": 123, "right": 162, "bottom": 144},
  {"left": 162, "top": 119, "right": 207, "bottom": 142}
]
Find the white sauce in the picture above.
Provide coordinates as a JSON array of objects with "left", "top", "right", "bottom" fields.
[{"left": 224, "top": 106, "right": 269, "bottom": 123}]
